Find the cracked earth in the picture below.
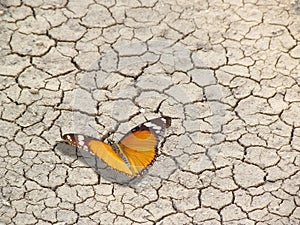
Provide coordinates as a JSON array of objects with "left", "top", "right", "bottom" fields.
[{"left": 1, "top": 0, "right": 300, "bottom": 224}]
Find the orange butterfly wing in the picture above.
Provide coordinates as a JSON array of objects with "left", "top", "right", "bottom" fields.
[
  {"left": 118, "top": 117, "right": 171, "bottom": 176},
  {"left": 118, "top": 130, "right": 158, "bottom": 176},
  {"left": 63, "top": 134, "right": 132, "bottom": 175}
]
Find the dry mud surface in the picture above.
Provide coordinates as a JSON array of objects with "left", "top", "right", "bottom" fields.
[{"left": 0, "top": 0, "right": 300, "bottom": 224}]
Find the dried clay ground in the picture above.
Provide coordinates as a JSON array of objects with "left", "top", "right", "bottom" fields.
[{"left": 0, "top": 0, "right": 300, "bottom": 225}]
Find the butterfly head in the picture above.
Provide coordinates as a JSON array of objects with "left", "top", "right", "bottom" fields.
[{"left": 106, "top": 138, "right": 115, "bottom": 146}]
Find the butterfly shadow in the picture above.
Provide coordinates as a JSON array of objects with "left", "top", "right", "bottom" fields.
[{"left": 56, "top": 142, "right": 144, "bottom": 186}]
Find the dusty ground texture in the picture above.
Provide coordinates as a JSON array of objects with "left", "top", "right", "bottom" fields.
[{"left": 1, "top": 0, "right": 300, "bottom": 224}]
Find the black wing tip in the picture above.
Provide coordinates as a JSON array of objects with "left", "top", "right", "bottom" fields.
[
  {"left": 62, "top": 133, "right": 69, "bottom": 137},
  {"left": 62, "top": 133, "right": 71, "bottom": 140},
  {"left": 62, "top": 133, "right": 78, "bottom": 141},
  {"left": 162, "top": 116, "right": 171, "bottom": 128}
]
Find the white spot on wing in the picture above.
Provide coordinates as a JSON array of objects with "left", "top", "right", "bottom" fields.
[
  {"left": 78, "top": 140, "right": 84, "bottom": 146},
  {"left": 154, "top": 129, "right": 160, "bottom": 134},
  {"left": 78, "top": 135, "right": 84, "bottom": 141},
  {"left": 153, "top": 125, "right": 161, "bottom": 130},
  {"left": 144, "top": 122, "right": 153, "bottom": 127},
  {"left": 145, "top": 122, "right": 161, "bottom": 129}
]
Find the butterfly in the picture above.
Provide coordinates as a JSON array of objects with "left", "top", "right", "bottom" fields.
[{"left": 63, "top": 117, "right": 171, "bottom": 177}]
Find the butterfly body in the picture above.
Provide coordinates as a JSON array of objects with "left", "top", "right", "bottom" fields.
[
  {"left": 63, "top": 117, "right": 171, "bottom": 177},
  {"left": 108, "top": 140, "right": 132, "bottom": 169}
]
